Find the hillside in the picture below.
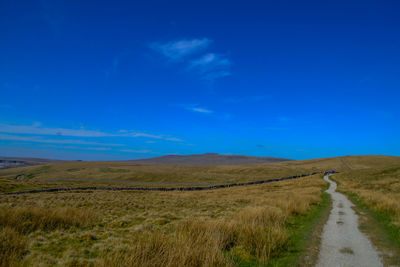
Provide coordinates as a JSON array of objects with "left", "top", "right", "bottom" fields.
[
  {"left": 0, "top": 157, "right": 65, "bottom": 170},
  {"left": 127, "top": 153, "right": 293, "bottom": 165},
  {"left": 0, "top": 155, "right": 399, "bottom": 193}
]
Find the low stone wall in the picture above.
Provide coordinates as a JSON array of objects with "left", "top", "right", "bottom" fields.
[{"left": 2, "top": 172, "right": 323, "bottom": 195}]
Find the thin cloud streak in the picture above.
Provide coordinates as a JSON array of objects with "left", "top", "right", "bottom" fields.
[
  {"left": 189, "top": 53, "right": 231, "bottom": 80},
  {"left": 42, "top": 144, "right": 112, "bottom": 151},
  {"left": 150, "top": 38, "right": 211, "bottom": 60},
  {"left": 184, "top": 106, "right": 214, "bottom": 114},
  {"left": 0, "top": 123, "right": 109, "bottom": 137},
  {"left": 189, "top": 53, "right": 231, "bottom": 69},
  {"left": 150, "top": 38, "right": 232, "bottom": 82},
  {"left": 0, "top": 123, "right": 183, "bottom": 142},
  {"left": 120, "top": 149, "right": 154, "bottom": 154},
  {"left": 0, "top": 133, "right": 122, "bottom": 146}
]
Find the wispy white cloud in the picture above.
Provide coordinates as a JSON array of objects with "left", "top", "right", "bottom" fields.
[
  {"left": 150, "top": 38, "right": 232, "bottom": 82},
  {"left": 42, "top": 144, "right": 112, "bottom": 151},
  {"left": 61, "top": 146, "right": 111, "bottom": 151},
  {"left": 0, "top": 123, "right": 110, "bottom": 137},
  {"left": 120, "top": 149, "right": 154, "bottom": 154},
  {"left": 164, "top": 137, "right": 184, "bottom": 142},
  {"left": 190, "top": 107, "right": 213, "bottom": 114},
  {"left": 0, "top": 123, "right": 182, "bottom": 142},
  {"left": 189, "top": 53, "right": 231, "bottom": 80},
  {"left": 86, "top": 147, "right": 112, "bottom": 151},
  {"left": 150, "top": 38, "right": 211, "bottom": 61},
  {"left": 117, "top": 130, "right": 183, "bottom": 141},
  {"left": 183, "top": 105, "right": 214, "bottom": 114},
  {"left": 0, "top": 133, "right": 122, "bottom": 146},
  {"left": 119, "top": 131, "right": 162, "bottom": 139}
]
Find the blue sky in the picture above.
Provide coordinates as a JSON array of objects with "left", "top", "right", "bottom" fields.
[{"left": 0, "top": 0, "right": 399, "bottom": 160}]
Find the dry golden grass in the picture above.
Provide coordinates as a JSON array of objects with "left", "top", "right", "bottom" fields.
[
  {"left": 1, "top": 155, "right": 398, "bottom": 266},
  {"left": 0, "top": 174, "right": 325, "bottom": 266},
  {"left": 1, "top": 155, "right": 398, "bottom": 193},
  {"left": 98, "top": 177, "right": 322, "bottom": 267},
  {"left": 101, "top": 207, "right": 289, "bottom": 267},
  {"left": 0, "top": 207, "right": 97, "bottom": 234},
  {"left": 0, "top": 227, "right": 27, "bottom": 267},
  {"left": 0, "top": 207, "right": 97, "bottom": 266},
  {"left": 334, "top": 165, "right": 400, "bottom": 228}
]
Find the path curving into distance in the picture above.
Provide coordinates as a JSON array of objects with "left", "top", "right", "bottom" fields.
[
  {"left": 1, "top": 172, "right": 321, "bottom": 195},
  {"left": 316, "top": 175, "right": 383, "bottom": 267}
]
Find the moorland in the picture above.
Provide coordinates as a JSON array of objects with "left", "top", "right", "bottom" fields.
[{"left": 0, "top": 155, "right": 399, "bottom": 266}]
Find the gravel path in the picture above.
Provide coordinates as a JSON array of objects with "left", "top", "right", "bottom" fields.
[{"left": 316, "top": 175, "right": 383, "bottom": 267}]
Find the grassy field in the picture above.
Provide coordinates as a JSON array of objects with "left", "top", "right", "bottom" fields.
[
  {"left": 334, "top": 166, "right": 400, "bottom": 230},
  {"left": 0, "top": 155, "right": 399, "bottom": 266},
  {"left": 0, "top": 174, "right": 326, "bottom": 266},
  {"left": 0, "top": 155, "right": 398, "bottom": 193}
]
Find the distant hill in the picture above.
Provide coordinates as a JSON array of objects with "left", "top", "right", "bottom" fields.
[
  {"left": 0, "top": 157, "right": 65, "bottom": 170},
  {"left": 127, "top": 153, "right": 293, "bottom": 166}
]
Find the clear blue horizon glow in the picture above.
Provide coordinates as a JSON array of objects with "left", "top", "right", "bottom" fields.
[{"left": 1, "top": 0, "right": 399, "bottom": 160}]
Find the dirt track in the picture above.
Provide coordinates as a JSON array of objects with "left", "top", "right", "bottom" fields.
[{"left": 316, "top": 175, "right": 382, "bottom": 267}]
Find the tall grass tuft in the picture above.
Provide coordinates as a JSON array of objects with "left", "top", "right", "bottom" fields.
[
  {"left": 234, "top": 206, "right": 288, "bottom": 261},
  {"left": 101, "top": 228, "right": 232, "bottom": 267},
  {"left": 0, "top": 207, "right": 96, "bottom": 234},
  {"left": 101, "top": 206, "right": 291, "bottom": 266},
  {"left": 0, "top": 227, "right": 27, "bottom": 267}
]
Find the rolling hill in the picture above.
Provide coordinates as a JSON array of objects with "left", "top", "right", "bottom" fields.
[
  {"left": 0, "top": 157, "right": 65, "bottom": 170},
  {"left": 126, "top": 153, "right": 293, "bottom": 165}
]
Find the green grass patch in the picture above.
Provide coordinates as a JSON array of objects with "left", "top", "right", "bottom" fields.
[
  {"left": 228, "top": 186, "right": 332, "bottom": 266},
  {"left": 378, "top": 167, "right": 400, "bottom": 175},
  {"left": 0, "top": 182, "right": 40, "bottom": 193},
  {"left": 67, "top": 168, "right": 85, "bottom": 172},
  {"left": 268, "top": 192, "right": 331, "bottom": 266},
  {"left": 32, "top": 233, "right": 99, "bottom": 258},
  {"left": 99, "top": 167, "right": 130, "bottom": 173},
  {"left": 226, "top": 246, "right": 258, "bottom": 266},
  {"left": 35, "top": 165, "right": 52, "bottom": 172}
]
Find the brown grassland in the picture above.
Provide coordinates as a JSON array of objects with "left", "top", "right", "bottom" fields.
[
  {"left": 0, "top": 155, "right": 398, "bottom": 192},
  {"left": 334, "top": 166, "right": 400, "bottom": 231},
  {"left": 0, "top": 155, "right": 399, "bottom": 266}
]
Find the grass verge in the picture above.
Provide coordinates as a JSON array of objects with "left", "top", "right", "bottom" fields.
[
  {"left": 268, "top": 191, "right": 331, "bottom": 266},
  {"left": 228, "top": 178, "right": 331, "bottom": 267}
]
